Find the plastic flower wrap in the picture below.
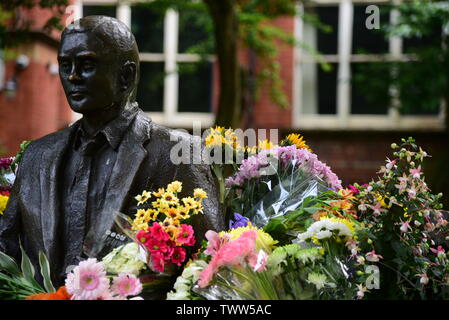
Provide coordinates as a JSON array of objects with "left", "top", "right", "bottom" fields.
[
  {"left": 184, "top": 222, "right": 361, "bottom": 300},
  {"left": 226, "top": 145, "right": 342, "bottom": 227}
]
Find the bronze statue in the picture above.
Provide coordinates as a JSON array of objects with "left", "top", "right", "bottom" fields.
[{"left": 0, "top": 16, "right": 224, "bottom": 288}]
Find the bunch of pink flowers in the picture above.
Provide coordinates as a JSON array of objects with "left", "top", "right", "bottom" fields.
[
  {"left": 198, "top": 230, "right": 267, "bottom": 288},
  {"left": 226, "top": 145, "right": 342, "bottom": 191},
  {"left": 136, "top": 222, "right": 195, "bottom": 273},
  {"left": 65, "top": 258, "right": 142, "bottom": 300}
]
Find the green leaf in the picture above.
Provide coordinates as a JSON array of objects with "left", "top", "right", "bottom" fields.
[
  {"left": 19, "top": 246, "right": 43, "bottom": 290},
  {"left": 0, "top": 251, "right": 20, "bottom": 276},
  {"left": 38, "top": 251, "right": 55, "bottom": 293}
]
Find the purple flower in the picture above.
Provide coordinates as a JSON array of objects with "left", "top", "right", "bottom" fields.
[
  {"left": 227, "top": 146, "right": 342, "bottom": 190},
  {"left": 0, "top": 158, "right": 13, "bottom": 170},
  {"left": 229, "top": 213, "right": 251, "bottom": 229}
]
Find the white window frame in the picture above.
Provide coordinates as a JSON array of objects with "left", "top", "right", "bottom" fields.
[
  {"left": 293, "top": 0, "right": 445, "bottom": 131},
  {"left": 75, "top": 0, "right": 215, "bottom": 128}
]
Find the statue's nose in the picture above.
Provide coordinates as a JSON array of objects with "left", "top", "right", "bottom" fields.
[{"left": 68, "top": 65, "right": 81, "bottom": 82}]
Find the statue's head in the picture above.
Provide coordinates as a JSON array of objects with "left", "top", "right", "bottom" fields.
[{"left": 58, "top": 16, "right": 140, "bottom": 115}]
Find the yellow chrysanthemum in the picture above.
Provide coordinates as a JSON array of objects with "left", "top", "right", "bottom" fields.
[
  {"left": 145, "top": 208, "right": 159, "bottom": 221},
  {"left": 167, "top": 181, "right": 182, "bottom": 193},
  {"left": 220, "top": 223, "right": 278, "bottom": 252},
  {"left": 193, "top": 188, "right": 207, "bottom": 200},
  {"left": 161, "top": 192, "right": 179, "bottom": 206},
  {"left": 152, "top": 188, "right": 165, "bottom": 197},
  {"left": 178, "top": 206, "right": 191, "bottom": 220},
  {"left": 165, "top": 207, "right": 182, "bottom": 220},
  {"left": 258, "top": 139, "right": 276, "bottom": 150},
  {"left": 135, "top": 190, "right": 152, "bottom": 205},
  {"left": 182, "top": 196, "right": 198, "bottom": 210},
  {"left": 281, "top": 133, "right": 312, "bottom": 152},
  {"left": 162, "top": 217, "right": 180, "bottom": 229},
  {"left": 0, "top": 195, "right": 9, "bottom": 215}
]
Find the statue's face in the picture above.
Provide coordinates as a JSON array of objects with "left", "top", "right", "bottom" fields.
[{"left": 58, "top": 32, "right": 120, "bottom": 115}]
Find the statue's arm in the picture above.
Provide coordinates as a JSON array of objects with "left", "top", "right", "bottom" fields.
[{"left": 0, "top": 163, "right": 22, "bottom": 261}]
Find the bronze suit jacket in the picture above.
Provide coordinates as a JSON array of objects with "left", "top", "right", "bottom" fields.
[{"left": 0, "top": 110, "right": 224, "bottom": 285}]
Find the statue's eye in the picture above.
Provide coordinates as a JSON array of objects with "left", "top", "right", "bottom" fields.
[
  {"left": 81, "top": 60, "right": 95, "bottom": 72},
  {"left": 60, "top": 61, "right": 71, "bottom": 73}
]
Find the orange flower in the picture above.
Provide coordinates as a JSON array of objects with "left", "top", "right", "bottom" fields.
[
  {"left": 338, "top": 188, "right": 355, "bottom": 200},
  {"left": 26, "top": 286, "right": 72, "bottom": 300},
  {"left": 330, "top": 199, "right": 352, "bottom": 211}
]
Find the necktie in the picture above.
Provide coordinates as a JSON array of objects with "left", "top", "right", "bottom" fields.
[{"left": 65, "top": 135, "right": 105, "bottom": 266}]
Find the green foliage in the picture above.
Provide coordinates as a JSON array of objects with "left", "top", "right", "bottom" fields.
[
  {"left": 354, "top": 1, "right": 449, "bottom": 115},
  {"left": 0, "top": 247, "right": 46, "bottom": 300},
  {"left": 0, "top": 0, "right": 68, "bottom": 48}
]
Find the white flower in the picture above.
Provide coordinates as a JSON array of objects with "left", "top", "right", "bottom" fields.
[
  {"left": 314, "top": 230, "right": 333, "bottom": 240},
  {"left": 102, "top": 242, "right": 146, "bottom": 275},
  {"left": 419, "top": 274, "right": 429, "bottom": 285}
]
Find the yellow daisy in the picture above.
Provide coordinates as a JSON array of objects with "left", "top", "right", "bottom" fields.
[
  {"left": 135, "top": 190, "right": 151, "bottom": 205},
  {"left": 281, "top": 133, "right": 312, "bottom": 152}
]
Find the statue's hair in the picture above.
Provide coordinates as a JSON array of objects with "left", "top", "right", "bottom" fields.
[{"left": 62, "top": 15, "right": 140, "bottom": 101}]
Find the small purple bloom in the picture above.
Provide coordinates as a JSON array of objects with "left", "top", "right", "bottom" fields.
[{"left": 229, "top": 213, "right": 251, "bottom": 229}]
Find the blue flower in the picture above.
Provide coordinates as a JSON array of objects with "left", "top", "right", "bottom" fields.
[{"left": 229, "top": 213, "right": 250, "bottom": 229}]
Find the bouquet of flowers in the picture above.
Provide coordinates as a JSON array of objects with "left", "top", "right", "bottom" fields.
[
  {"left": 344, "top": 138, "right": 449, "bottom": 299},
  {"left": 226, "top": 144, "right": 342, "bottom": 228},
  {"left": 167, "top": 213, "right": 363, "bottom": 300},
  {"left": 128, "top": 181, "right": 207, "bottom": 274},
  {"left": 0, "top": 141, "right": 30, "bottom": 215},
  {"left": 0, "top": 247, "right": 142, "bottom": 300}
]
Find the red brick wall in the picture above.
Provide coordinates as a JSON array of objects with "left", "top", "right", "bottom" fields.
[
  {"left": 0, "top": 42, "right": 71, "bottom": 156},
  {"left": 250, "top": 16, "right": 294, "bottom": 130}
]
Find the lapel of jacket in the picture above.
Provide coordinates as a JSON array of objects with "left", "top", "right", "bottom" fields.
[
  {"left": 88, "top": 111, "right": 151, "bottom": 253},
  {"left": 39, "top": 125, "right": 77, "bottom": 264}
]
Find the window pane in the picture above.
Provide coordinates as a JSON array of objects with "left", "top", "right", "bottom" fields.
[
  {"left": 317, "top": 63, "right": 337, "bottom": 114},
  {"left": 352, "top": 5, "right": 389, "bottom": 54},
  {"left": 178, "top": 63, "right": 213, "bottom": 113},
  {"left": 137, "top": 62, "right": 164, "bottom": 112},
  {"left": 351, "top": 63, "right": 389, "bottom": 114},
  {"left": 397, "top": 62, "right": 440, "bottom": 115},
  {"left": 178, "top": 9, "right": 213, "bottom": 53},
  {"left": 82, "top": 5, "right": 116, "bottom": 18},
  {"left": 131, "top": 4, "right": 164, "bottom": 53},
  {"left": 316, "top": 6, "right": 339, "bottom": 55}
]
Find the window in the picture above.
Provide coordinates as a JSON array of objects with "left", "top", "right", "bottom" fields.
[
  {"left": 293, "top": 0, "right": 444, "bottom": 130},
  {"left": 75, "top": 0, "right": 215, "bottom": 128}
]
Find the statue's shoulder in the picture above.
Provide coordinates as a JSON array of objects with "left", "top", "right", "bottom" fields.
[
  {"left": 148, "top": 121, "right": 198, "bottom": 147},
  {"left": 19, "top": 126, "right": 74, "bottom": 164}
]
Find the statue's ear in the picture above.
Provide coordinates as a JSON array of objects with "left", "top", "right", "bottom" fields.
[{"left": 120, "top": 61, "right": 137, "bottom": 92}]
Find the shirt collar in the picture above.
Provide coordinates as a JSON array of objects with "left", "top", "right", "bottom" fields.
[{"left": 74, "top": 102, "right": 139, "bottom": 151}]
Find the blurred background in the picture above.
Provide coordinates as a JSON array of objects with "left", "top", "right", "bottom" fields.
[{"left": 0, "top": 0, "right": 448, "bottom": 206}]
